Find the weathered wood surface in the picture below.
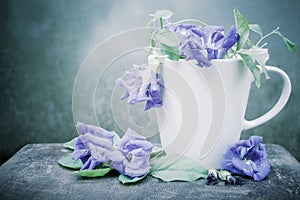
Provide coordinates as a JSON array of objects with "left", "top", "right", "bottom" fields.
[{"left": 0, "top": 143, "right": 299, "bottom": 200}]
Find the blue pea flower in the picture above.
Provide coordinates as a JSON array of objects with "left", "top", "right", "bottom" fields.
[
  {"left": 167, "top": 24, "right": 197, "bottom": 44},
  {"left": 217, "top": 26, "right": 240, "bottom": 59},
  {"left": 116, "top": 64, "right": 149, "bottom": 105},
  {"left": 181, "top": 40, "right": 211, "bottom": 66},
  {"left": 202, "top": 25, "right": 225, "bottom": 59},
  {"left": 116, "top": 64, "right": 164, "bottom": 111},
  {"left": 145, "top": 72, "right": 164, "bottom": 110},
  {"left": 167, "top": 24, "right": 239, "bottom": 66},
  {"left": 72, "top": 122, "right": 115, "bottom": 170},
  {"left": 116, "top": 128, "right": 153, "bottom": 178},
  {"left": 72, "top": 122, "right": 153, "bottom": 178},
  {"left": 221, "top": 135, "right": 271, "bottom": 181}
]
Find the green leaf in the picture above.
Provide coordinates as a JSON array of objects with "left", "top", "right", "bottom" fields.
[
  {"left": 74, "top": 167, "right": 112, "bottom": 178},
  {"left": 274, "top": 30, "right": 296, "bottom": 52},
  {"left": 151, "top": 39, "right": 156, "bottom": 47},
  {"left": 160, "top": 44, "right": 180, "bottom": 61},
  {"left": 283, "top": 37, "right": 296, "bottom": 52},
  {"left": 154, "top": 10, "right": 174, "bottom": 20},
  {"left": 150, "top": 155, "right": 207, "bottom": 182},
  {"left": 156, "top": 29, "right": 179, "bottom": 47},
  {"left": 234, "top": 8, "right": 249, "bottom": 50},
  {"left": 150, "top": 145, "right": 164, "bottom": 160},
  {"left": 249, "top": 24, "right": 263, "bottom": 37},
  {"left": 63, "top": 137, "right": 78, "bottom": 150},
  {"left": 239, "top": 53, "right": 261, "bottom": 88},
  {"left": 58, "top": 156, "right": 82, "bottom": 170},
  {"left": 240, "top": 47, "right": 270, "bottom": 79},
  {"left": 118, "top": 174, "right": 147, "bottom": 184}
]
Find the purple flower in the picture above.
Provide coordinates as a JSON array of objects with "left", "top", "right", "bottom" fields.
[
  {"left": 167, "top": 24, "right": 239, "bottom": 66},
  {"left": 217, "top": 26, "right": 240, "bottom": 59},
  {"left": 145, "top": 72, "right": 164, "bottom": 110},
  {"left": 72, "top": 122, "right": 115, "bottom": 170},
  {"left": 72, "top": 122, "right": 153, "bottom": 178},
  {"left": 116, "top": 64, "right": 149, "bottom": 104},
  {"left": 116, "top": 64, "right": 164, "bottom": 111},
  {"left": 167, "top": 24, "right": 197, "bottom": 44},
  {"left": 202, "top": 26, "right": 225, "bottom": 59},
  {"left": 181, "top": 40, "right": 211, "bottom": 66},
  {"left": 114, "top": 128, "right": 153, "bottom": 178},
  {"left": 221, "top": 136, "right": 271, "bottom": 181}
]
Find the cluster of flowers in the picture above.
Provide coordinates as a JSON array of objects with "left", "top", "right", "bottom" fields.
[
  {"left": 117, "top": 22, "right": 239, "bottom": 110},
  {"left": 72, "top": 122, "right": 153, "bottom": 178},
  {"left": 166, "top": 24, "right": 239, "bottom": 67},
  {"left": 71, "top": 122, "right": 270, "bottom": 181}
]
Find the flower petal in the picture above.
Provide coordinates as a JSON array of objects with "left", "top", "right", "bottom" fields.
[{"left": 217, "top": 26, "right": 239, "bottom": 58}]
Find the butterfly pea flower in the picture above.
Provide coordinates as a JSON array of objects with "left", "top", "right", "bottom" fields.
[
  {"left": 181, "top": 40, "right": 211, "bottom": 66},
  {"left": 221, "top": 135, "right": 270, "bottom": 181},
  {"left": 72, "top": 122, "right": 115, "bottom": 170},
  {"left": 145, "top": 72, "right": 164, "bottom": 110},
  {"left": 201, "top": 26, "right": 225, "bottom": 59},
  {"left": 167, "top": 24, "right": 239, "bottom": 66},
  {"left": 116, "top": 64, "right": 149, "bottom": 105},
  {"left": 167, "top": 24, "right": 197, "bottom": 44},
  {"left": 217, "top": 26, "right": 240, "bottom": 59},
  {"left": 115, "top": 128, "right": 153, "bottom": 178},
  {"left": 170, "top": 24, "right": 210, "bottom": 66},
  {"left": 72, "top": 122, "right": 153, "bottom": 178},
  {"left": 116, "top": 64, "right": 164, "bottom": 111}
]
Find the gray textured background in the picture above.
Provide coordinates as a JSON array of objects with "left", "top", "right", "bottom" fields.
[{"left": 0, "top": 0, "right": 299, "bottom": 165}]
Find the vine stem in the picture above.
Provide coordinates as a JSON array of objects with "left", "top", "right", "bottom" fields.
[
  {"left": 159, "top": 17, "right": 163, "bottom": 29},
  {"left": 256, "top": 27, "right": 279, "bottom": 47},
  {"left": 173, "top": 19, "right": 207, "bottom": 26}
]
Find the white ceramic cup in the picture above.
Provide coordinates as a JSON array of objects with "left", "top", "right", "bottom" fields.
[{"left": 155, "top": 58, "right": 291, "bottom": 169}]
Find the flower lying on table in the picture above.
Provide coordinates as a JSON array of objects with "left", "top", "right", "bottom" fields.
[
  {"left": 59, "top": 122, "right": 270, "bottom": 184},
  {"left": 59, "top": 122, "right": 208, "bottom": 183},
  {"left": 221, "top": 135, "right": 270, "bottom": 181},
  {"left": 73, "top": 122, "right": 153, "bottom": 178},
  {"left": 116, "top": 9, "right": 295, "bottom": 110}
]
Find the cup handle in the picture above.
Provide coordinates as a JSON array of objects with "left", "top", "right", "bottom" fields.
[{"left": 243, "top": 66, "right": 292, "bottom": 130}]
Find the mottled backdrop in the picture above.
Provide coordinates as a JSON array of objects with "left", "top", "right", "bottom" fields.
[{"left": 0, "top": 0, "right": 299, "bottom": 164}]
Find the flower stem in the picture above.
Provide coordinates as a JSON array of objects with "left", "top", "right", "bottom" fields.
[
  {"left": 159, "top": 17, "right": 163, "bottom": 29},
  {"left": 173, "top": 19, "right": 207, "bottom": 26},
  {"left": 256, "top": 27, "right": 280, "bottom": 47}
]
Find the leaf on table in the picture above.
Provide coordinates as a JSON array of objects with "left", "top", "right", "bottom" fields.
[
  {"left": 74, "top": 167, "right": 112, "bottom": 178},
  {"left": 58, "top": 156, "right": 82, "bottom": 170},
  {"left": 118, "top": 174, "right": 147, "bottom": 184},
  {"left": 150, "top": 154, "right": 207, "bottom": 182},
  {"left": 63, "top": 137, "right": 78, "bottom": 150}
]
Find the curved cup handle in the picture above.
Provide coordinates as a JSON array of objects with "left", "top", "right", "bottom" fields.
[{"left": 243, "top": 66, "right": 291, "bottom": 130}]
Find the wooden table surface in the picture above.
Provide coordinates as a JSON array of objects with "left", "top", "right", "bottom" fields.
[{"left": 0, "top": 143, "right": 299, "bottom": 200}]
